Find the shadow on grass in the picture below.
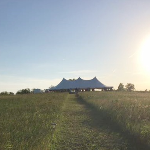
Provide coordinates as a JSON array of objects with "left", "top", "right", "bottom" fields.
[{"left": 76, "top": 95, "right": 150, "bottom": 150}]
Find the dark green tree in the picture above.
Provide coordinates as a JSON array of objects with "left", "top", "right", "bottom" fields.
[
  {"left": 117, "top": 83, "right": 124, "bottom": 91},
  {"left": 0, "top": 91, "right": 9, "bottom": 95},
  {"left": 0, "top": 91, "right": 15, "bottom": 95},
  {"left": 16, "top": 88, "right": 31, "bottom": 94},
  {"left": 125, "top": 83, "right": 135, "bottom": 92},
  {"left": 9, "top": 92, "right": 14, "bottom": 95},
  {"left": 69, "top": 79, "right": 76, "bottom": 81}
]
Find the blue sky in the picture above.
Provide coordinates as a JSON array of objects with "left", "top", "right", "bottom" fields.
[{"left": 1, "top": 0, "right": 150, "bottom": 93}]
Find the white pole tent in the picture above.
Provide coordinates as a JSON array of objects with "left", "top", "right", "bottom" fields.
[{"left": 49, "top": 77, "right": 113, "bottom": 91}]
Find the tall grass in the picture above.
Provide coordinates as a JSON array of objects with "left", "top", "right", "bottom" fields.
[
  {"left": 2, "top": 91, "right": 150, "bottom": 149},
  {"left": 80, "top": 91, "right": 150, "bottom": 147},
  {"left": 53, "top": 94, "right": 138, "bottom": 150},
  {"left": 0, "top": 93, "right": 67, "bottom": 150}
]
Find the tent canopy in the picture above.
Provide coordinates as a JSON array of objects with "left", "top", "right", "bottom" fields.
[{"left": 49, "top": 77, "right": 113, "bottom": 90}]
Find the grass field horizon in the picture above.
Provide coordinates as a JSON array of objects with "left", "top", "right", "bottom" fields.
[{"left": 1, "top": 91, "right": 150, "bottom": 149}]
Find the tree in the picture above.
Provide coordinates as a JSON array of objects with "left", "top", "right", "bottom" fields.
[
  {"left": 9, "top": 92, "right": 14, "bottom": 95},
  {"left": 117, "top": 83, "right": 124, "bottom": 91},
  {"left": 0, "top": 91, "right": 14, "bottom": 95},
  {"left": 69, "top": 79, "right": 76, "bottom": 81},
  {"left": 125, "top": 83, "right": 135, "bottom": 92},
  {"left": 0, "top": 91, "right": 9, "bottom": 95},
  {"left": 16, "top": 88, "right": 31, "bottom": 94}
]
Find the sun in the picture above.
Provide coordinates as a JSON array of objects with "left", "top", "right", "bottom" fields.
[{"left": 139, "top": 36, "right": 150, "bottom": 73}]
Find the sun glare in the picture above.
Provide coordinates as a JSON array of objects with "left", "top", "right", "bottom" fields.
[{"left": 139, "top": 36, "right": 150, "bottom": 73}]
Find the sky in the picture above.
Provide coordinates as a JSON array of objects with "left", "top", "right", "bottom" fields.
[{"left": 1, "top": 0, "right": 150, "bottom": 93}]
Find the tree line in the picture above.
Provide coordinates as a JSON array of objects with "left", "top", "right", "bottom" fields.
[
  {"left": 0, "top": 88, "right": 32, "bottom": 95},
  {"left": 117, "top": 83, "right": 135, "bottom": 91},
  {"left": 0, "top": 83, "right": 149, "bottom": 95},
  {"left": 0, "top": 91, "right": 14, "bottom": 95}
]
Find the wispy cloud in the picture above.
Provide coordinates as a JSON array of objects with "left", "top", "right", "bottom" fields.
[
  {"left": 128, "top": 53, "right": 135, "bottom": 58},
  {"left": 128, "top": 51, "right": 139, "bottom": 59}
]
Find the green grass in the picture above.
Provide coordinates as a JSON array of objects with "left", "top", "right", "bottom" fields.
[
  {"left": 1, "top": 91, "right": 150, "bottom": 149},
  {"left": 79, "top": 91, "right": 150, "bottom": 149},
  {"left": 52, "top": 94, "right": 137, "bottom": 150},
  {"left": 0, "top": 93, "right": 67, "bottom": 150}
]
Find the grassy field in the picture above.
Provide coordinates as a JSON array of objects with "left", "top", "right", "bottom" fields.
[
  {"left": 0, "top": 93, "right": 67, "bottom": 150},
  {"left": 52, "top": 94, "right": 137, "bottom": 150},
  {"left": 79, "top": 91, "right": 150, "bottom": 149},
  {"left": 0, "top": 91, "right": 150, "bottom": 149}
]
